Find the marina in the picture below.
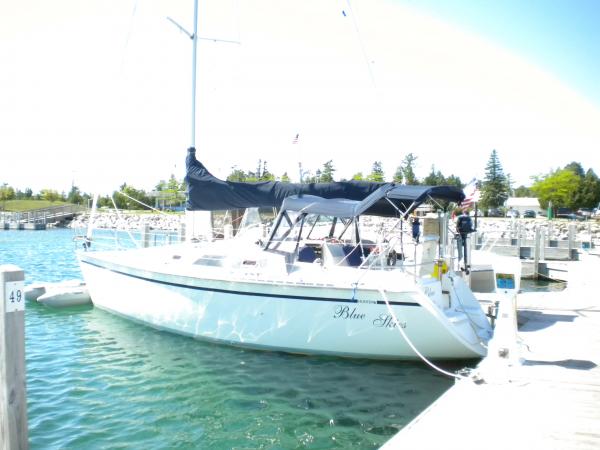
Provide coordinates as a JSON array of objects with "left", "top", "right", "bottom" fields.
[
  {"left": 3, "top": 0, "right": 600, "bottom": 446},
  {"left": 3, "top": 226, "right": 600, "bottom": 448}
]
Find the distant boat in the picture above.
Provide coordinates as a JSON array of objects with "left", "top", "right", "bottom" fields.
[{"left": 25, "top": 280, "right": 91, "bottom": 307}]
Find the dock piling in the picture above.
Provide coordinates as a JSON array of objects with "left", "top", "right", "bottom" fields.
[
  {"left": 533, "top": 227, "right": 541, "bottom": 280},
  {"left": 0, "top": 265, "right": 28, "bottom": 450}
]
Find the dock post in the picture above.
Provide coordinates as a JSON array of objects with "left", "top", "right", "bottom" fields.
[
  {"left": 568, "top": 224, "right": 575, "bottom": 258},
  {"left": 178, "top": 222, "right": 186, "bottom": 243},
  {"left": 540, "top": 228, "right": 546, "bottom": 261},
  {"left": 140, "top": 224, "right": 150, "bottom": 248},
  {"left": 0, "top": 265, "right": 28, "bottom": 450},
  {"left": 533, "top": 227, "right": 541, "bottom": 280}
]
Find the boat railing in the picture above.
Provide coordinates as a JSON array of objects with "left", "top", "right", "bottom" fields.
[{"left": 74, "top": 227, "right": 183, "bottom": 252}]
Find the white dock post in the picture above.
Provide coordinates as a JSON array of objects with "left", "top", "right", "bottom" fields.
[
  {"left": 140, "top": 224, "right": 150, "bottom": 248},
  {"left": 568, "top": 223, "right": 576, "bottom": 257},
  {"left": 533, "top": 227, "right": 541, "bottom": 280},
  {"left": 540, "top": 228, "right": 546, "bottom": 261},
  {"left": 0, "top": 265, "right": 28, "bottom": 450},
  {"left": 178, "top": 222, "right": 186, "bottom": 243}
]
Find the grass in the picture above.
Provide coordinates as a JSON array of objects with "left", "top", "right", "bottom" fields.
[{"left": 1, "top": 199, "right": 72, "bottom": 212}]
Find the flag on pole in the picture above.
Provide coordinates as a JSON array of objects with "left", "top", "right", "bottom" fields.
[
  {"left": 462, "top": 178, "right": 481, "bottom": 209},
  {"left": 292, "top": 133, "right": 299, "bottom": 144}
]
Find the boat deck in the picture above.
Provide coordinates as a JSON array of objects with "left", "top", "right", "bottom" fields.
[{"left": 382, "top": 252, "right": 600, "bottom": 450}]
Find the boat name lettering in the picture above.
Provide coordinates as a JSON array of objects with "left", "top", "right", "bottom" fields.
[
  {"left": 373, "top": 314, "right": 406, "bottom": 329},
  {"left": 356, "top": 299, "right": 377, "bottom": 304},
  {"left": 333, "top": 305, "right": 365, "bottom": 320}
]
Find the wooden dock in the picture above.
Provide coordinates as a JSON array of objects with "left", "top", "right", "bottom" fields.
[
  {"left": 1, "top": 205, "right": 84, "bottom": 230},
  {"left": 382, "top": 253, "right": 600, "bottom": 450}
]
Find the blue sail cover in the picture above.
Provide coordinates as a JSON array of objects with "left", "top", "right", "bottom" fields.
[{"left": 185, "top": 148, "right": 386, "bottom": 211}]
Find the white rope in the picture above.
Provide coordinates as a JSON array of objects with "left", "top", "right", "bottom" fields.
[
  {"left": 116, "top": 190, "right": 174, "bottom": 215},
  {"left": 110, "top": 196, "right": 141, "bottom": 248},
  {"left": 378, "top": 288, "right": 468, "bottom": 380}
]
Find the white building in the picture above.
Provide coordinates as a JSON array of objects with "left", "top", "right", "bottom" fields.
[{"left": 505, "top": 197, "right": 541, "bottom": 215}]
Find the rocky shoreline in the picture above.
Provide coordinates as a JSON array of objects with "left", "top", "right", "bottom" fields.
[
  {"left": 69, "top": 212, "right": 600, "bottom": 245},
  {"left": 69, "top": 212, "right": 184, "bottom": 232},
  {"left": 470, "top": 217, "right": 600, "bottom": 245}
]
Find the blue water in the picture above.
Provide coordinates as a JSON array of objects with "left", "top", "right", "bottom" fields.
[{"left": 1, "top": 229, "right": 458, "bottom": 449}]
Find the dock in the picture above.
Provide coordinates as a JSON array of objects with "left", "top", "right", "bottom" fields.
[
  {"left": 1, "top": 205, "right": 84, "bottom": 230},
  {"left": 382, "top": 252, "right": 600, "bottom": 450}
]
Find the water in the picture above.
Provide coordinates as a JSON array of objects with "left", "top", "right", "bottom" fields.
[
  {"left": 1, "top": 229, "right": 458, "bottom": 449},
  {"left": 521, "top": 278, "right": 567, "bottom": 293}
]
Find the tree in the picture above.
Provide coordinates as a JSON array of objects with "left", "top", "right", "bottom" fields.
[
  {"left": 401, "top": 153, "right": 419, "bottom": 185},
  {"left": 259, "top": 161, "right": 275, "bottom": 181},
  {"left": 422, "top": 165, "right": 445, "bottom": 186},
  {"left": 367, "top": 161, "right": 384, "bottom": 182},
  {"left": 320, "top": 160, "right": 335, "bottom": 183},
  {"left": 444, "top": 175, "right": 462, "bottom": 187},
  {"left": 40, "top": 188, "right": 62, "bottom": 202},
  {"left": 0, "top": 184, "right": 15, "bottom": 201},
  {"left": 280, "top": 172, "right": 290, "bottom": 183},
  {"left": 531, "top": 169, "right": 580, "bottom": 210},
  {"left": 67, "top": 185, "right": 84, "bottom": 204},
  {"left": 575, "top": 169, "right": 600, "bottom": 208},
  {"left": 564, "top": 161, "right": 585, "bottom": 178},
  {"left": 479, "top": 149, "right": 509, "bottom": 209},
  {"left": 351, "top": 172, "right": 365, "bottom": 181},
  {"left": 115, "top": 183, "right": 152, "bottom": 210},
  {"left": 227, "top": 167, "right": 247, "bottom": 182},
  {"left": 513, "top": 185, "right": 532, "bottom": 197},
  {"left": 392, "top": 166, "right": 403, "bottom": 184},
  {"left": 315, "top": 169, "right": 322, "bottom": 183},
  {"left": 505, "top": 173, "right": 514, "bottom": 197}
]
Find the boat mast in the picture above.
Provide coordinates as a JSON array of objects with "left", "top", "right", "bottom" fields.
[{"left": 191, "top": 0, "right": 199, "bottom": 149}]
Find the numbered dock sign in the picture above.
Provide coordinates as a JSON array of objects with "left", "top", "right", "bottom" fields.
[{"left": 4, "top": 281, "right": 25, "bottom": 312}]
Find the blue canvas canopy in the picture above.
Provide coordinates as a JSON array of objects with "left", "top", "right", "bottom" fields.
[
  {"left": 185, "top": 148, "right": 465, "bottom": 214},
  {"left": 281, "top": 184, "right": 465, "bottom": 218}
]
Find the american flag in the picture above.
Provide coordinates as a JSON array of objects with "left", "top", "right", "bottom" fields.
[
  {"left": 292, "top": 133, "right": 299, "bottom": 144},
  {"left": 462, "top": 178, "right": 481, "bottom": 209}
]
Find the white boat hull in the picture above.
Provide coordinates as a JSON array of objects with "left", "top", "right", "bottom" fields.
[
  {"left": 79, "top": 249, "right": 488, "bottom": 360},
  {"left": 37, "top": 289, "right": 91, "bottom": 307},
  {"left": 25, "top": 280, "right": 91, "bottom": 307}
]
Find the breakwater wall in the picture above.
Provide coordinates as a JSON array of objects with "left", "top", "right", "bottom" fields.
[{"left": 69, "top": 212, "right": 183, "bottom": 231}]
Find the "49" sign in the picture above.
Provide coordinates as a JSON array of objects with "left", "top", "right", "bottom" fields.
[{"left": 4, "top": 281, "right": 25, "bottom": 313}]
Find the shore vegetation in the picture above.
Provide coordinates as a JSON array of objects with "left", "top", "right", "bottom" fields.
[{"left": 2, "top": 151, "right": 599, "bottom": 214}]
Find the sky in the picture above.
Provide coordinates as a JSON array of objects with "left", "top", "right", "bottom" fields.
[{"left": 1, "top": 0, "right": 600, "bottom": 195}]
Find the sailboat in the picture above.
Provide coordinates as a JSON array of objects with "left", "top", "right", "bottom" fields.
[{"left": 78, "top": 0, "right": 519, "bottom": 360}]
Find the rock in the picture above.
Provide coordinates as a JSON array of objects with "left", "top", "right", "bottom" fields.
[{"left": 69, "top": 212, "right": 183, "bottom": 231}]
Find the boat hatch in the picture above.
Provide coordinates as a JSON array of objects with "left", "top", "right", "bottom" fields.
[{"left": 194, "top": 255, "right": 226, "bottom": 267}]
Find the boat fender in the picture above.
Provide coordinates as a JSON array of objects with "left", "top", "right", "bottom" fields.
[
  {"left": 73, "top": 235, "right": 92, "bottom": 250},
  {"left": 386, "top": 250, "right": 397, "bottom": 266},
  {"left": 432, "top": 260, "right": 448, "bottom": 278}
]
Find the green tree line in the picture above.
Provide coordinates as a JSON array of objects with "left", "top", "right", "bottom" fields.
[
  {"left": 0, "top": 174, "right": 187, "bottom": 211},
  {"left": 2, "top": 151, "right": 599, "bottom": 213}
]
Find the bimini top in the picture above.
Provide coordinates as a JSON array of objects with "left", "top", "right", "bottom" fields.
[
  {"left": 281, "top": 184, "right": 465, "bottom": 218},
  {"left": 185, "top": 148, "right": 385, "bottom": 211}
]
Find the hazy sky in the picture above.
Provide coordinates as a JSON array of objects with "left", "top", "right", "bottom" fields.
[{"left": 1, "top": 0, "right": 599, "bottom": 194}]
